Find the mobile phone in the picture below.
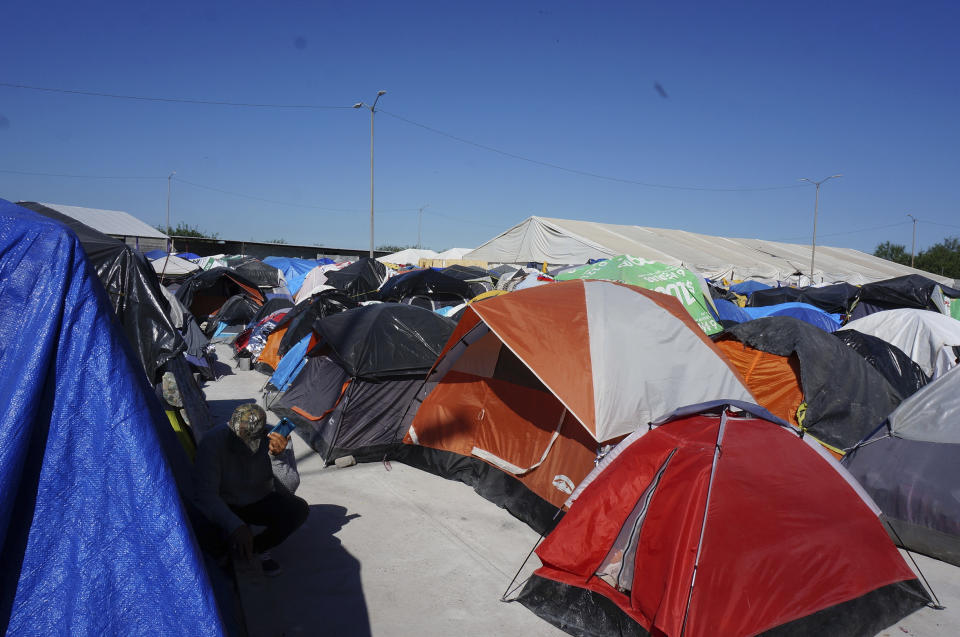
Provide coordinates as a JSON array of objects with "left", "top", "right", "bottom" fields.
[{"left": 269, "top": 417, "right": 296, "bottom": 438}]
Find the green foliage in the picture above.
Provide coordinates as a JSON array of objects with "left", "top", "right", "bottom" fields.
[
  {"left": 875, "top": 236, "right": 960, "bottom": 278},
  {"left": 157, "top": 222, "right": 220, "bottom": 239},
  {"left": 873, "top": 241, "right": 909, "bottom": 265},
  {"left": 266, "top": 238, "right": 288, "bottom": 244},
  {"left": 376, "top": 244, "right": 414, "bottom": 252}
]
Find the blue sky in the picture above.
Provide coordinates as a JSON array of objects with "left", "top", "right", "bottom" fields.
[{"left": 1, "top": 1, "right": 958, "bottom": 254}]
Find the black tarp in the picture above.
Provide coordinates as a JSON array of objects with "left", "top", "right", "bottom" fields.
[
  {"left": 205, "top": 294, "right": 260, "bottom": 336},
  {"left": 718, "top": 317, "right": 902, "bottom": 451},
  {"left": 174, "top": 267, "right": 263, "bottom": 321},
  {"left": 851, "top": 274, "right": 960, "bottom": 319},
  {"left": 310, "top": 303, "right": 455, "bottom": 378},
  {"left": 276, "top": 289, "right": 358, "bottom": 357},
  {"left": 834, "top": 329, "right": 929, "bottom": 398},
  {"left": 252, "top": 297, "right": 294, "bottom": 324},
  {"left": 376, "top": 269, "right": 473, "bottom": 305},
  {"left": 746, "top": 282, "right": 861, "bottom": 314},
  {"left": 20, "top": 202, "right": 185, "bottom": 381},
  {"left": 229, "top": 256, "right": 282, "bottom": 289},
  {"left": 707, "top": 281, "right": 740, "bottom": 303},
  {"left": 324, "top": 257, "right": 387, "bottom": 301}
]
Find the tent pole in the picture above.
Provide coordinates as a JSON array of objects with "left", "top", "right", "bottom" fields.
[{"left": 680, "top": 410, "right": 728, "bottom": 637}]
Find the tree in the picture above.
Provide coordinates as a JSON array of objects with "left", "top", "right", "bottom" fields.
[
  {"left": 266, "top": 238, "right": 288, "bottom": 244},
  {"left": 157, "top": 222, "right": 220, "bottom": 239},
  {"left": 874, "top": 236, "right": 960, "bottom": 278},
  {"left": 914, "top": 237, "right": 960, "bottom": 278},
  {"left": 873, "top": 241, "right": 909, "bottom": 265},
  {"left": 376, "top": 243, "right": 413, "bottom": 253}
]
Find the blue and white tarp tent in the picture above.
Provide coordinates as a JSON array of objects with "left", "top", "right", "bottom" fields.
[
  {"left": 263, "top": 256, "right": 319, "bottom": 296},
  {"left": 0, "top": 200, "right": 224, "bottom": 636}
]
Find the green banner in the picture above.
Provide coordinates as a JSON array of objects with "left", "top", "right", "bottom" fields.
[{"left": 557, "top": 255, "right": 722, "bottom": 335}]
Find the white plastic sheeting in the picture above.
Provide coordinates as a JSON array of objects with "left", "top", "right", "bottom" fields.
[{"left": 465, "top": 216, "right": 953, "bottom": 285}]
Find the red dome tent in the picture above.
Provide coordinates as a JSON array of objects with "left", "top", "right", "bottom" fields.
[{"left": 517, "top": 402, "right": 930, "bottom": 637}]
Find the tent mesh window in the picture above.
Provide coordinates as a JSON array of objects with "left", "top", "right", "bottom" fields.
[{"left": 596, "top": 448, "right": 677, "bottom": 593}]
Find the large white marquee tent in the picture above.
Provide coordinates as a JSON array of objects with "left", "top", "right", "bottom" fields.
[{"left": 464, "top": 216, "right": 952, "bottom": 285}]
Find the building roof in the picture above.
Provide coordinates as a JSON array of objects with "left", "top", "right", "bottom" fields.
[
  {"left": 36, "top": 203, "right": 167, "bottom": 239},
  {"left": 465, "top": 216, "right": 953, "bottom": 285}
]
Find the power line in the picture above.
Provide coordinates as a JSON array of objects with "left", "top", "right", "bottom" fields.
[
  {"left": 771, "top": 220, "right": 911, "bottom": 243},
  {"left": 0, "top": 168, "right": 161, "bottom": 180},
  {"left": 921, "top": 220, "right": 960, "bottom": 231},
  {"left": 379, "top": 109, "right": 807, "bottom": 193},
  {"left": 0, "top": 82, "right": 352, "bottom": 110}
]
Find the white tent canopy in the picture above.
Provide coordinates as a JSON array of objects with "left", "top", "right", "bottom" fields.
[
  {"left": 149, "top": 254, "right": 200, "bottom": 278},
  {"left": 464, "top": 216, "right": 953, "bottom": 286},
  {"left": 377, "top": 248, "right": 439, "bottom": 265}
]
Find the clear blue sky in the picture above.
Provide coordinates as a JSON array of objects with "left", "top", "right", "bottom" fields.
[{"left": 2, "top": 1, "right": 958, "bottom": 254}]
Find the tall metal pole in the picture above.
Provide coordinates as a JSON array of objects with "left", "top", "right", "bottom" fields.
[
  {"left": 369, "top": 106, "right": 375, "bottom": 258},
  {"left": 355, "top": 91, "right": 386, "bottom": 258},
  {"left": 166, "top": 171, "right": 176, "bottom": 253},
  {"left": 908, "top": 214, "right": 917, "bottom": 267},
  {"left": 810, "top": 182, "right": 821, "bottom": 279},
  {"left": 799, "top": 174, "right": 842, "bottom": 283}
]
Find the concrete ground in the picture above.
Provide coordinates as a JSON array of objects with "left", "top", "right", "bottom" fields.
[{"left": 202, "top": 344, "right": 958, "bottom": 637}]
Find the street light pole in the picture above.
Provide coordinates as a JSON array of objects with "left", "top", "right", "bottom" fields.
[
  {"left": 907, "top": 214, "right": 917, "bottom": 268},
  {"left": 166, "top": 171, "right": 176, "bottom": 253},
  {"left": 354, "top": 90, "right": 387, "bottom": 258},
  {"left": 799, "top": 174, "right": 842, "bottom": 283}
]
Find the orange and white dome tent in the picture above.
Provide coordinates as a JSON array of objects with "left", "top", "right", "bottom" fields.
[{"left": 397, "top": 279, "right": 755, "bottom": 531}]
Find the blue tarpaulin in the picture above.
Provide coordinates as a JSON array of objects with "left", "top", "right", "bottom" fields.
[
  {"left": 741, "top": 301, "right": 843, "bottom": 332},
  {"left": 729, "top": 280, "right": 771, "bottom": 296},
  {"left": 0, "top": 200, "right": 224, "bottom": 636},
  {"left": 263, "top": 256, "right": 320, "bottom": 295}
]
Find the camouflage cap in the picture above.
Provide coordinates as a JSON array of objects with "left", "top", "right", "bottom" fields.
[
  {"left": 228, "top": 403, "right": 267, "bottom": 453},
  {"left": 161, "top": 372, "right": 183, "bottom": 408}
]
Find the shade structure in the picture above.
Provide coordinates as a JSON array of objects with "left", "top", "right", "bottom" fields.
[
  {"left": 555, "top": 255, "right": 721, "bottom": 335},
  {"left": 840, "top": 308, "right": 960, "bottom": 379},
  {"left": 518, "top": 405, "right": 929, "bottom": 637},
  {"left": 844, "top": 366, "right": 960, "bottom": 565},
  {"left": 398, "top": 280, "right": 753, "bottom": 530}
]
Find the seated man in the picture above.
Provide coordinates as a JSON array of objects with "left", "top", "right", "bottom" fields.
[{"left": 194, "top": 403, "right": 309, "bottom": 576}]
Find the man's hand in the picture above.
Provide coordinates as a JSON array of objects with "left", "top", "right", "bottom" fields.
[
  {"left": 229, "top": 524, "right": 254, "bottom": 562},
  {"left": 268, "top": 432, "right": 289, "bottom": 455}
]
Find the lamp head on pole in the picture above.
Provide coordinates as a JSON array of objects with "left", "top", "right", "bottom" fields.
[{"left": 352, "top": 102, "right": 364, "bottom": 109}]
